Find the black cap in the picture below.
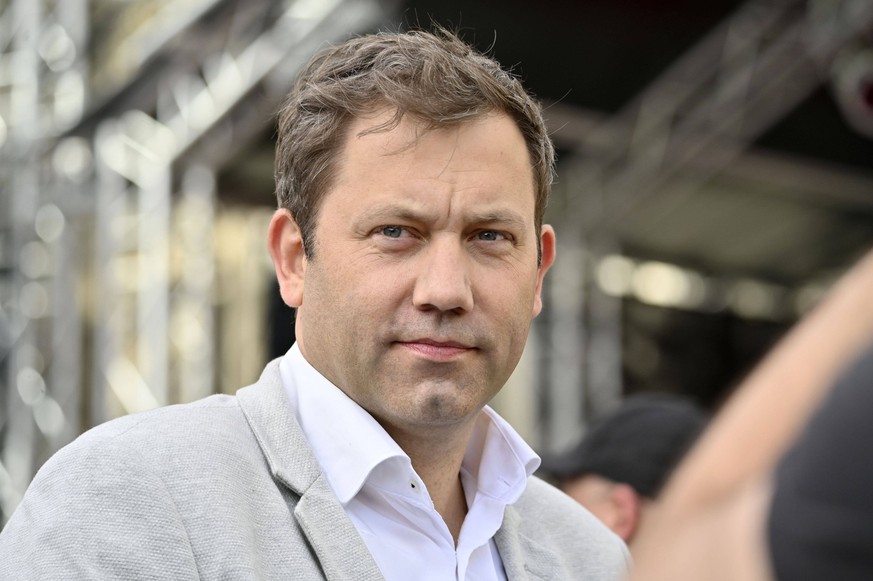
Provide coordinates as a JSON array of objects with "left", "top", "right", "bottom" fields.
[{"left": 540, "top": 393, "right": 708, "bottom": 498}]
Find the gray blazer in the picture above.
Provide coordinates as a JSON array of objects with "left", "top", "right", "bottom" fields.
[{"left": 0, "top": 360, "right": 629, "bottom": 580}]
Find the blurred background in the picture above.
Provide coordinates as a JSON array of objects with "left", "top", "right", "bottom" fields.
[{"left": 1, "top": 0, "right": 872, "bottom": 526}]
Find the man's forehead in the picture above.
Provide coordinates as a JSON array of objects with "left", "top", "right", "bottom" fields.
[{"left": 345, "top": 107, "right": 511, "bottom": 151}]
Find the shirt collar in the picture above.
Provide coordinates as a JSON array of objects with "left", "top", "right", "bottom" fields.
[
  {"left": 279, "top": 343, "right": 540, "bottom": 507},
  {"left": 462, "top": 407, "right": 541, "bottom": 506},
  {"left": 280, "top": 344, "right": 408, "bottom": 504}
]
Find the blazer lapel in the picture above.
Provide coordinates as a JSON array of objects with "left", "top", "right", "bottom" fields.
[
  {"left": 237, "top": 360, "right": 321, "bottom": 489},
  {"left": 295, "top": 473, "right": 384, "bottom": 580},
  {"left": 237, "top": 360, "right": 383, "bottom": 581}
]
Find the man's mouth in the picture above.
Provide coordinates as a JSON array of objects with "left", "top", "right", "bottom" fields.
[{"left": 395, "top": 339, "right": 475, "bottom": 361}]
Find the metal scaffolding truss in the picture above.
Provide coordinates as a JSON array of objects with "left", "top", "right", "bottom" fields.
[
  {"left": 566, "top": 0, "right": 873, "bottom": 232},
  {"left": 94, "top": 0, "right": 394, "bottom": 183},
  {"left": 0, "top": 0, "right": 91, "bottom": 528},
  {"left": 539, "top": 0, "right": 873, "bottom": 450},
  {"left": 0, "top": 0, "right": 395, "bottom": 526}
]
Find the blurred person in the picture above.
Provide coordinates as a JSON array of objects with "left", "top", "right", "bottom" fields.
[
  {"left": 0, "top": 29, "right": 629, "bottom": 580},
  {"left": 630, "top": 248, "right": 873, "bottom": 581},
  {"left": 539, "top": 393, "right": 707, "bottom": 544},
  {"left": 767, "top": 339, "right": 873, "bottom": 581}
]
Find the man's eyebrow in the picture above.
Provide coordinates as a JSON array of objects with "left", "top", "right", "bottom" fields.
[
  {"left": 468, "top": 211, "right": 528, "bottom": 230},
  {"left": 356, "top": 204, "right": 529, "bottom": 230},
  {"left": 356, "top": 203, "right": 432, "bottom": 223}
]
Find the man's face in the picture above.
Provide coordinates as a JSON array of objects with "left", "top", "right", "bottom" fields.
[{"left": 277, "top": 109, "right": 555, "bottom": 438}]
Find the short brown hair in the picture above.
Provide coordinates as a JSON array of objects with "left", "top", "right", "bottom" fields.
[{"left": 274, "top": 28, "right": 554, "bottom": 262}]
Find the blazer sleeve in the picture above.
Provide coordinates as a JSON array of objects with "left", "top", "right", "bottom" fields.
[{"left": 0, "top": 433, "right": 200, "bottom": 580}]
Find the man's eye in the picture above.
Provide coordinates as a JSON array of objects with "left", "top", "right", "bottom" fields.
[
  {"left": 477, "top": 230, "right": 505, "bottom": 242},
  {"left": 380, "top": 226, "right": 405, "bottom": 238}
]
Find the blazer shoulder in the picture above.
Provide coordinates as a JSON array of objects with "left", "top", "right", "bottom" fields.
[
  {"left": 516, "top": 475, "right": 598, "bottom": 519},
  {"left": 0, "top": 403, "right": 220, "bottom": 579},
  {"left": 515, "top": 476, "right": 631, "bottom": 576},
  {"left": 39, "top": 393, "right": 262, "bottom": 487},
  {"left": 80, "top": 392, "right": 241, "bottom": 441}
]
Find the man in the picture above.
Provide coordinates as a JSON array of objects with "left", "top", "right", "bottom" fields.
[
  {"left": 0, "top": 29, "right": 628, "bottom": 579},
  {"left": 540, "top": 393, "right": 707, "bottom": 544}
]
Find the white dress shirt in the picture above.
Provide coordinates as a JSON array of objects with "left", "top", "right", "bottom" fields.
[{"left": 279, "top": 344, "right": 540, "bottom": 581}]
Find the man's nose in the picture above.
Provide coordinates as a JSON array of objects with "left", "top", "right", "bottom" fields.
[{"left": 411, "top": 238, "right": 474, "bottom": 314}]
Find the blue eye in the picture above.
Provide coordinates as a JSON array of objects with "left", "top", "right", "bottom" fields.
[
  {"left": 381, "top": 226, "right": 404, "bottom": 238},
  {"left": 478, "top": 231, "right": 504, "bottom": 241}
]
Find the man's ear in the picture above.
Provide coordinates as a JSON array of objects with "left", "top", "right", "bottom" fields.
[
  {"left": 608, "top": 483, "right": 643, "bottom": 542},
  {"left": 532, "top": 224, "right": 556, "bottom": 317},
  {"left": 267, "top": 209, "right": 306, "bottom": 308}
]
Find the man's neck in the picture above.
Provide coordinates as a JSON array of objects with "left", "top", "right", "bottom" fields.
[{"left": 386, "top": 422, "right": 476, "bottom": 544}]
